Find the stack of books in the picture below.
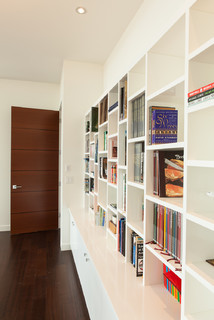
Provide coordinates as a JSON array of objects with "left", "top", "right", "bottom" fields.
[
  {"left": 163, "top": 264, "right": 181, "bottom": 303},
  {"left": 131, "top": 231, "right": 144, "bottom": 277},
  {"left": 188, "top": 82, "right": 214, "bottom": 107}
]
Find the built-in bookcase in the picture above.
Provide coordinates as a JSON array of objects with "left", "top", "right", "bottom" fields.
[{"left": 83, "top": 2, "right": 214, "bottom": 318}]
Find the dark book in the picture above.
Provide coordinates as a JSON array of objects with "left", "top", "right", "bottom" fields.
[
  {"left": 120, "top": 86, "right": 124, "bottom": 120},
  {"left": 137, "top": 94, "right": 145, "bottom": 137},
  {"left": 108, "top": 101, "right": 118, "bottom": 112},
  {"left": 91, "top": 106, "right": 98, "bottom": 132},
  {"left": 152, "top": 109, "right": 178, "bottom": 144},
  {"left": 103, "top": 157, "right": 107, "bottom": 179},
  {"left": 124, "top": 129, "right": 127, "bottom": 166},
  {"left": 149, "top": 106, "right": 176, "bottom": 145},
  {"left": 206, "top": 259, "right": 214, "bottom": 266},
  {"left": 132, "top": 99, "right": 138, "bottom": 138},
  {"left": 158, "top": 150, "right": 184, "bottom": 197}
]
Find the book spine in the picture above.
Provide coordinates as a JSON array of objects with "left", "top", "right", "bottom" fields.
[
  {"left": 188, "top": 82, "right": 214, "bottom": 98},
  {"left": 188, "top": 86, "right": 214, "bottom": 102}
]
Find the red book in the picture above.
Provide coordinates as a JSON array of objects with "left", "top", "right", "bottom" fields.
[{"left": 188, "top": 82, "right": 214, "bottom": 98}]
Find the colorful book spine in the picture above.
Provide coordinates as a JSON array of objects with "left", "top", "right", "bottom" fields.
[
  {"left": 152, "top": 109, "right": 178, "bottom": 144},
  {"left": 153, "top": 204, "right": 182, "bottom": 262},
  {"left": 163, "top": 264, "right": 181, "bottom": 304},
  {"left": 108, "top": 101, "right": 118, "bottom": 112}
]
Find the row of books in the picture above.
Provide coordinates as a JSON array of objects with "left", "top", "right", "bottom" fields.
[
  {"left": 85, "top": 158, "right": 89, "bottom": 173},
  {"left": 110, "top": 165, "right": 117, "bottom": 184},
  {"left": 104, "top": 130, "right": 108, "bottom": 151},
  {"left": 120, "top": 80, "right": 127, "bottom": 120},
  {"left": 118, "top": 218, "right": 126, "bottom": 256},
  {"left": 95, "top": 139, "right": 98, "bottom": 163},
  {"left": 163, "top": 265, "right": 181, "bottom": 304},
  {"left": 95, "top": 206, "right": 106, "bottom": 226},
  {"left": 131, "top": 232, "right": 144, "bottom": 277},
  {"left": 99, "top": 157, "right": 107, "bottom": 179},
  {"left": 153, "top": 204, "right": 182, "bottom": 262},
  {"left": 188, "top": 82, "right": 214, "bottom": 106},
  {"left": 85, "top": 178, "right": 89, "bottom": 193},
  {"left": 149, "top": 106, "right": 178, "bottom": 145},
  {"left": 153, "top": 150, "right": 184, "bottom": 197},
  {"left": 90, "top": 177, "right": 94, "bottom": 193},
  {"left": 134, "top": 142, "right": 144, "bottom": 183},
  {"left": 109, "top": 136, "right": 117, "bottom": 158},
  {"left": 132, "top": 94, "right": 145, "bottom": 138}
]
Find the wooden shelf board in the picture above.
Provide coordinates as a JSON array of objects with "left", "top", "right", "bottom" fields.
[
  {"left": 186, "top": 212, "right": 214, "bottom": 232},
  {"left": 187, "top": 98, "right": 214, "bottom": 114},
  {"left": 108, "top": 205, "right": 117, "bottom": 215},
  {"left": 127, "top": 220, "right": 144, "bottom": 239},
  {"left": 187, "top": 160, "right": 214, "bottom": 168},
  {"left": 128, "top": 136, "right": 145, "bottom": 144},
  {"left": 189, "top": 38, "right": 214, "bottom": 62},
  {"left": 108, "top": 182, "right": 118, "bottom": 189},
  {"left": 99, "top": 121, "right": 108, "bottom": 128},
  {"left": 107, "top": 228, "right": 117, "bottom": 240}
]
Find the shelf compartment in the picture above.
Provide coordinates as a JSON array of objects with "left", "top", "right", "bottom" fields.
[
  {"left": 187, "top": 107, "right": 214, "bottom": 161},
  {"left": 128, "top": 55, "right": 146, "bottom": 98},
  {"left": 147, "top": 15, "right": 185, "bottom": 97},
  {"left": 147, "top": 78, "right": 184, "bottom": 145},
  {"left": 189, "top": 0, "right": 214, "bottom": 55},
  {"left": 184, "top": 269, "right": 214, "bottom": 319},
  {"left": 186, "top": 211, "right": 214, "bottom": 232},
  {"left": 127, "top": 221, "right": 144, "bottom": 239},
  {"left": 108, "top": 109, "right": 118, "bottom": 136},
  {"left": 146, "top": 243, "right": 182, "bottom": 279},
  {"left": 188, "top": 43, "right": 214, "bottom": 96},
  {"left": 186, "top": 220, "right": 214, "bottom": 293},
  {"left": 186, "top": 166, "right": 214, "bottom": 220},
  {"left": 127, "top": 181, "right": 144, "bottom": 190},
  {"left": 127, "top": 184, "right": 144, "bottom": 231},
  {"left": 107, "top": 205, "right": 117, "bottom": 216}
]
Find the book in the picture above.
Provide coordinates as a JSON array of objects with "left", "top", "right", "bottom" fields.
[
  {"left": 135, "top": 237, "right": 144, "bottom": 277},
  {"left": 124, "top": 129, "right": 127, "bottom": 166},
  {"left": 118, "top": 218, "right": 126, "bottom": 256},
  {"left": 149, "top": 106, "right": 176, "bottom": 145},
  {"left": 134, "top": 142, "right": 144, "bottom": 183},
  {"left": 104, "top": 131, "right": 108, "bottom": 151},
  {"left": 108, "top": 101, "right": 118, "bottom": 113},
  {"left": 188, "top": 82, "right": 214, "bottom": 99},
  {"left": 91, "top": 106, "right": 98, "bottom": 132},
  {"left": 152, "top": 109, "right": 178, "bottom": 144},
  {"left": 132, "top": 94, "right": 145, "bottom": 138},
  {"left": 206, "top": 259, "right": 214, "bottom": 267},
  {"left": 156, "top": 150, "right": 184, "bottom": 197},
  {"left": 153, "top": 204, "right": 182, "bottom": 263},
  {"left": 120, "top": 80, "right": 127, "bottom": 120},
  {"left": 99, "top": 96, "right": 108, "bottom": 125},
  {"left": 163, "top": 265, "right": 181, "bottom": 303}
]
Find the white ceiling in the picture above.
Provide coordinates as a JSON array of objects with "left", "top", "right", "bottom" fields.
[{"left": 0, "top": 0, "right": 144, "bottom": 83}]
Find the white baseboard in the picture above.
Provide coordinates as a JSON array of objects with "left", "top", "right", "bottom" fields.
[
  {"left": 61, "top": 243, "right": 71, "bottom": 251},
  {"left": 0, "top": 225, "right": 10, "bottom": 232}
]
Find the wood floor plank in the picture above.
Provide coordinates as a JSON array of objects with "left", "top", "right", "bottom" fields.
[{"left": 0, "top": 230, "right": 90, "bottom": 320}]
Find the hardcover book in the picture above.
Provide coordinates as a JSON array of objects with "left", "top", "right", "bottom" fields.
[
  {"left": 135, "top": 237, "right": 144, "bottom": 277},
  {"left": 91, "top": 106, "right": 98, "bottom": 132},
  {"left": 152, "top": 109, "right": 178, "bottom": 144},
  {"left": 158, "top": 150, "right": 184, "bottom": 197}
]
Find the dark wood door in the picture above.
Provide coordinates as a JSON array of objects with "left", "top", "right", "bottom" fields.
[{"left": 11, "top": 107, "right": 59, "bottom": 234}]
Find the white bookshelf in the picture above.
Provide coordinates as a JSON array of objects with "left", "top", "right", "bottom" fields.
[{"left": 82, "top": 2, "right": 214, "bottom": 319}]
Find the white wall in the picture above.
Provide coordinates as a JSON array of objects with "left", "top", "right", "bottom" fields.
[
  {"left": 0, "top": 79, "right": 60, "bottom": 231},
  {"left": 60, "top": 60, "right": 103, "bottom": 249},
  {"left": 103, "top": 0, "right": 194, "bottom": 91}
]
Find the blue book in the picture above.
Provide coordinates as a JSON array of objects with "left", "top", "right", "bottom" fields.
[{"left": 152, "top": 109, "right": 178, "bottom": 144}]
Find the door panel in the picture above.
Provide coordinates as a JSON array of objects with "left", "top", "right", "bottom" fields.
[
  {"left": 12, "top": 128, "right": 59, "bottom": 150},
  {"left": 11, "top": 171, "right": 58, "bottom": 192},
  {"left": 11, "top": 211, "right": 58, "bottom": 234},
  {"left": 11, "top": 150, "right": 58, "bottom": 171},
  {"left": 11, "top": 191, "right": 58, "bottom": 214},
  {"left": 12, "top": 107, "right": 59, "bottom": 131},
  {"left": 11, "top": 107, "right": 59, "bottom": 234}
]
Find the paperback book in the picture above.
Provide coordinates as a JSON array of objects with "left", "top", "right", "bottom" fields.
[{"left": 152, "top": 109, "right": 178, "bottom": 144}]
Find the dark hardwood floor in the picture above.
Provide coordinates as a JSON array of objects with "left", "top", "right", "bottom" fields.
[{"left": 0, "top": 230, "right": 90, "bottom": 320}]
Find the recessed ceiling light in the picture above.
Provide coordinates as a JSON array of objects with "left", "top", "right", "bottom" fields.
[{"left": 76, "top": 7, "right": 87, "bottom": 14}]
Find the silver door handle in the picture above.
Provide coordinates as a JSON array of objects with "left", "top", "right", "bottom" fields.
[{"left": 12, "top": 185, "right": 22, "bottom": 190}]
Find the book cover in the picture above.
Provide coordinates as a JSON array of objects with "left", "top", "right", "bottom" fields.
[
  {"left": 158, "top": 150, "right": 184, "bottom": 197},
  {"left": 152, "top": 109, "right": 178, "bottom": 144},
  {"left": 149, "top": 106, "right": 176, "bottom": 145},
  {"left": 135, "top": 237, "right": 144, "bottom": 277}
]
